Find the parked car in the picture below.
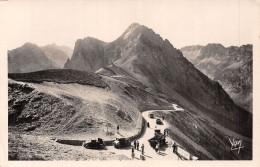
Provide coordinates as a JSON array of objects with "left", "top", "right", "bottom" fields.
[
  {"left": 113, "top": 138, "right": 131, "bottom": 148},
  {"left": 148, "top": 113, "right": 155, "bottom": 119},
  {"left": 83, "top": 138, "right": 105, "bottom": 149},
  {"left": 156, "top": 119, "right": 163, "bottom": 125},
  {"left": 154, "top": 129, "right": 161, "bottom": 135},
  {"left": 148, "top": 133, "right": 167, "bottom": 148}
]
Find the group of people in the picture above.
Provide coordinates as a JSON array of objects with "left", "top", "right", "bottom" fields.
[
  {"left": 131, "top": 140, "right": 145, "bottom": 159},
  {"left": 130, "top": 113, "right": 180, "bottom": 159},
  {"left": 133, "top": 140, "right": 140, "bottom": 150}
]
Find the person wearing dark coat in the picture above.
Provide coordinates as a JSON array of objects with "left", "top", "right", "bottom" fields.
[
  {"left": 147, "top": 122, "right": 150, "bottom": 128},
  {"left": 117, "top": 125, "right": 119, "bottom": 133},
  {"left": 131, "top": 147, "right": 135, "bottom": 159},
  {"left": 136, "top": 141, "right": 139, "bottom": 150},
  {"left": 141, "top": 144, "right": 144, "bottom": 155},
  {"left": 134, "top": 140, "right": 137, "bottom": 149},
  {"left": 155, "top": 143, "right": 159, "bottom": 153},
  {"left": 172, "top": 142, "right": 177, "bottom": 153}
]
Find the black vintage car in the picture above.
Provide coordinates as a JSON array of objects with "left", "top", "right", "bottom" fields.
[
  {"left": 148, "top": 113, "right": 155, "bottom": 119},
  {"left": 83, "top": 138, "right": 105, "bottom": 149},
  {"left": 156, "top": 119, "right": 163, "bottom": 125},
  {"left": 148, "top": 133, "right": 167, "bottom": 148},
  {"left": 113, "top": 138, "right": 131, "bottom": 148},
  {"left": 154, "top": 129, "right": 161, "bottom": 135}
]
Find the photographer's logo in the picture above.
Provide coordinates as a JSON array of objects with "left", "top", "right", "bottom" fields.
[{"left": 229, "top": 138, "right": 244, "bottom": 154}]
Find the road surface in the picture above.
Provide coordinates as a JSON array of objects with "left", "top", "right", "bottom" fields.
[{"left": 103, "top": 104, "right": 196, "bottom": 161}]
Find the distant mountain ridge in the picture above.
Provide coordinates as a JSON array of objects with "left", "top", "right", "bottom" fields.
[
  {"left": 41, "top": 43, "right": 70, "bottom": 68},
  {"left": 8, "top": 43, "right": 57, "bottom": 73},
  {"left": 181, "top": 44, "right": 252, "bottom": 112},
  {"left": 65, "top": 23, "right": 252, "bottom": 138},
  {"left": 8, "top": 43, "right": 73, "bottom": 73},
  {"left": 58, "top": 45, "right": 73, "bottom": 58}
]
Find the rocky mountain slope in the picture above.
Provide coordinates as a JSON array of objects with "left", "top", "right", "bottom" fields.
[
  {"left": 64, "top": 38, "right": 107, "bottom": 71},
  {"left": 41, "top": 44, "right": 70, "bottom": 68},
  {"left": 8, "top": 43, "right": 57, "bottom": 73},
  {"left": 67, "top": 23, "right": 251, "bottom": 138},
  {"left": 8, "top": 69, "right": 252, "bottom": 160},
  {"left": 8, "top": 69, "right": 169, "bottom": 137},
  {"left": 180, "top": 44, "right": 252, "bottom": 112}
]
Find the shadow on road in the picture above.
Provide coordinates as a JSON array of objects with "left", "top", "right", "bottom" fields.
[
  {"left": 114, "top": 145, "right": 132, "bottom": 150},
  {"left": 159, "top": 143, "right": 169, "bottom": 151},
  {"left": 143, "top": 154, "right": 152, "bottom": 158},
  {"left": 157, "top": 152, "right": 167, "bottom": 156}
]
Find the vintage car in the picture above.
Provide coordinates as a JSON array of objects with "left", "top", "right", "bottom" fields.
[
  {"left": 154, "top": 129, "right": 161, "bottom": 135},
  {"left": 148, "top": 113, "right": 155, "bottom": 119},
  {"left": 83, "top": 138, "right": 105, "bottom": 149},
  {"left": 113, "top": 138, "right": 131, "bottom": 148},
  {"left": 148, "top": 133, "right": 167, "bottom": 148},
  {"left": 156, "top": 119, "right": 163, "bottom": 125}
]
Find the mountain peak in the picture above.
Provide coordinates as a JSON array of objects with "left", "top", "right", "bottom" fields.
[
  {"left": 128, "top": 22, "right": 141, "bottom": 28},
  {"left": 83, "top": 36, "right": 100, "bottom": 41},
  {"left": 121, "top": 23, "right": 152, "bottom": 40},
  {"left": 22, "top": 42, "right": 39, "bottom": 48},
  {"left": 74, "top": 37, "right": 105, "bottom": 46},
  {"left": 120, "top": 23, "right": 165, "bottom": 49},
  {"left": 205, "top": 43, "right": 225, "bottom": 50}
]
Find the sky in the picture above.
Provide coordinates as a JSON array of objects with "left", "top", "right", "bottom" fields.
[{"left": 0, "top": 0, "right": 259, "bottom": 50}]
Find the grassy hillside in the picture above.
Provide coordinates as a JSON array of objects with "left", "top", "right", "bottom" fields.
[{"left": 9, "top": 69, "right": 109, "bottom": 88}]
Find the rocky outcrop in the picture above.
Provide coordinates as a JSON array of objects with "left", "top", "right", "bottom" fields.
[
  {"left": 64, "top": 37, "right": 108, "bottom": 72},
  {"left": 181, "top": 44, "right": 253, "bottom": 112},
  {"left": 8, "top": 43, "right": 57, "bottom": 73}
]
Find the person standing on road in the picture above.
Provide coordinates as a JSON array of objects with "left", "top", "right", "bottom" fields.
[
  {"left": 131, "top": 147, "right": 135, "bottom": 159},
  {"left": 117, "top": 125, "right": 119, "bottom": 133},
  {"left": 164, "top": 129, "right": 168, "bottom": 136},
  {"left": 141, "top": 144, "right": 144, "bottom": 155},
  {"left": 147, "top": 122, "right": 150, "bottom": 128},
  {"left": 172, "top": 142, "right": 177, "bottom": 153},
  {"left": 134, "top": 140, "right": 137, "bottom": 149},
  {"left": 136, "top": 141, "right": 139, "bottom": 150},
  {"left": 155, "top": 143, "right": 159, "bottom": 153}
]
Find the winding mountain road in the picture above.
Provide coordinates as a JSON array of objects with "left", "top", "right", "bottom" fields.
[{"left": 104, "top": 104, "right": 195, "bottom": 161}]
